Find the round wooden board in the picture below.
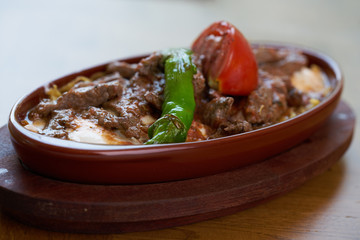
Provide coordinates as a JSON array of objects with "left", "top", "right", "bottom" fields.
[{"left": 0, "top": 101, "right": 355, "bottom": 234}]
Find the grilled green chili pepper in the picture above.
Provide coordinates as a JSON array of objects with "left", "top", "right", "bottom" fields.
[{"left": 146, "top": 48, "right": 197, "bottom": 144}]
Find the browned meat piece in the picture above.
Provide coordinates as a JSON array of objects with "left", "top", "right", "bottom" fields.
[
  {"left": 31, "top": 80, "right": 122, "bottom": 118},
  {"left": 58, "top": 80, "right": 120, "bottom": 109},
  {"left": 103, "top": 77, "right": 157, "bottom": 141},
  {"left": 92, "top": 72, "right": 123, "bottom": 84},
  {"left": 144, "top": 73, "right": 165, "bottom": 110},
  {"left": 144, "top": 91, "right": 163, "bottom": 110},
  {"left": 28, "top": 98, "right": 52, "bottom": 120},
  {"left": 253, "top": 47, "right": 286, "bottom": 65},
  {"left": 254, "top": 47, "right": 307, "bottom": 109},
  {"left": 107, "top": 61, "right": 137, "bottom": 79},
  {"left": 202, "top": 95, "right": 253, "bottom": 138},
  {"left": 102, "top": 53, "right": 165, "bottom": 142},
  {"left": 30, "top": 101, "right": 55, "bottom": 119},
  {"left": 244, "top": 71, "right": 288, "bottom": 124},
  {"left": 203, "top": 96, "right": 234, "bottom": 128},
  {"left": 192, "top": 70, "right": 206, "bottom": 101},
  {"left": 186, "top": 120, "right": 211, "bottom": 142},
  {"left": 287, "top": 88, "right": 304, "bottom": 107},
  {"left": 73, "top": 73, "right": 123, "bottom": 90},
  {"left": 255, "top": 47, "right": 308, "bottom": 89},
  {"left": 222, "top": 120, "right": 252, "bottom": 134},
  {"left": 82, "top": 107, "right": 122, "bottom": 129},
  {"left": 136, "top": 52, "right": 163, "bottom": 78},
  {"left": 40, "top": 109, "right": 76, "bottom": 139},
  {"left": 210, "top": 120, "right": 252, "bottom": 139}
]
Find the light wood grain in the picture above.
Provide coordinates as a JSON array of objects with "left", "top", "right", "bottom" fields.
[{"left": 0, "top": 0, "right": 359, "bottom": 239}]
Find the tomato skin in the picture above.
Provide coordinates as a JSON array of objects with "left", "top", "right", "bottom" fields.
[{"left": 192, "top": 21, "right": 258, "bottom": 96}]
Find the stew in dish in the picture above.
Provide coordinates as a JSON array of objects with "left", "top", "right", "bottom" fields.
[{"left": 22, "top": 21, "right": 331, "bottom": 145}]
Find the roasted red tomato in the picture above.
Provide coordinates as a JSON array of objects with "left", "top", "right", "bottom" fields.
[{"left": 192, "top": 21, "right": 258, "bottom": 95}]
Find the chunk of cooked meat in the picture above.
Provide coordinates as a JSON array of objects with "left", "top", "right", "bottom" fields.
[
  {"left": 107, "top": 61, "right": 137, "bottom": 79},
  {"left": 30, "top": 80, "right": 122, "bottom": 118},
  {"left": 244, "top": 71, "right": 288, "bottom": 125}
]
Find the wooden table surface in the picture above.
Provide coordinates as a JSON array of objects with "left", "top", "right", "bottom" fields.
[{"left": 0, "top": 0, "right": 359, "bottom": 239}]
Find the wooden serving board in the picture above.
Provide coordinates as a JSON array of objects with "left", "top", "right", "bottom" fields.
[{"left": 0, "top": 101, "right": 355, "bottom": 234}]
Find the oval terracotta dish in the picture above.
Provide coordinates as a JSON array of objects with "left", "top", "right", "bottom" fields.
[{"left": 8, "top": 43, "right": 343, "bottom": 184}]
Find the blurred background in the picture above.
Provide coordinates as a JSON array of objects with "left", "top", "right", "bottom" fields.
[{"left": 0, "top": 0, "right": 359, "bottom": 126}]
